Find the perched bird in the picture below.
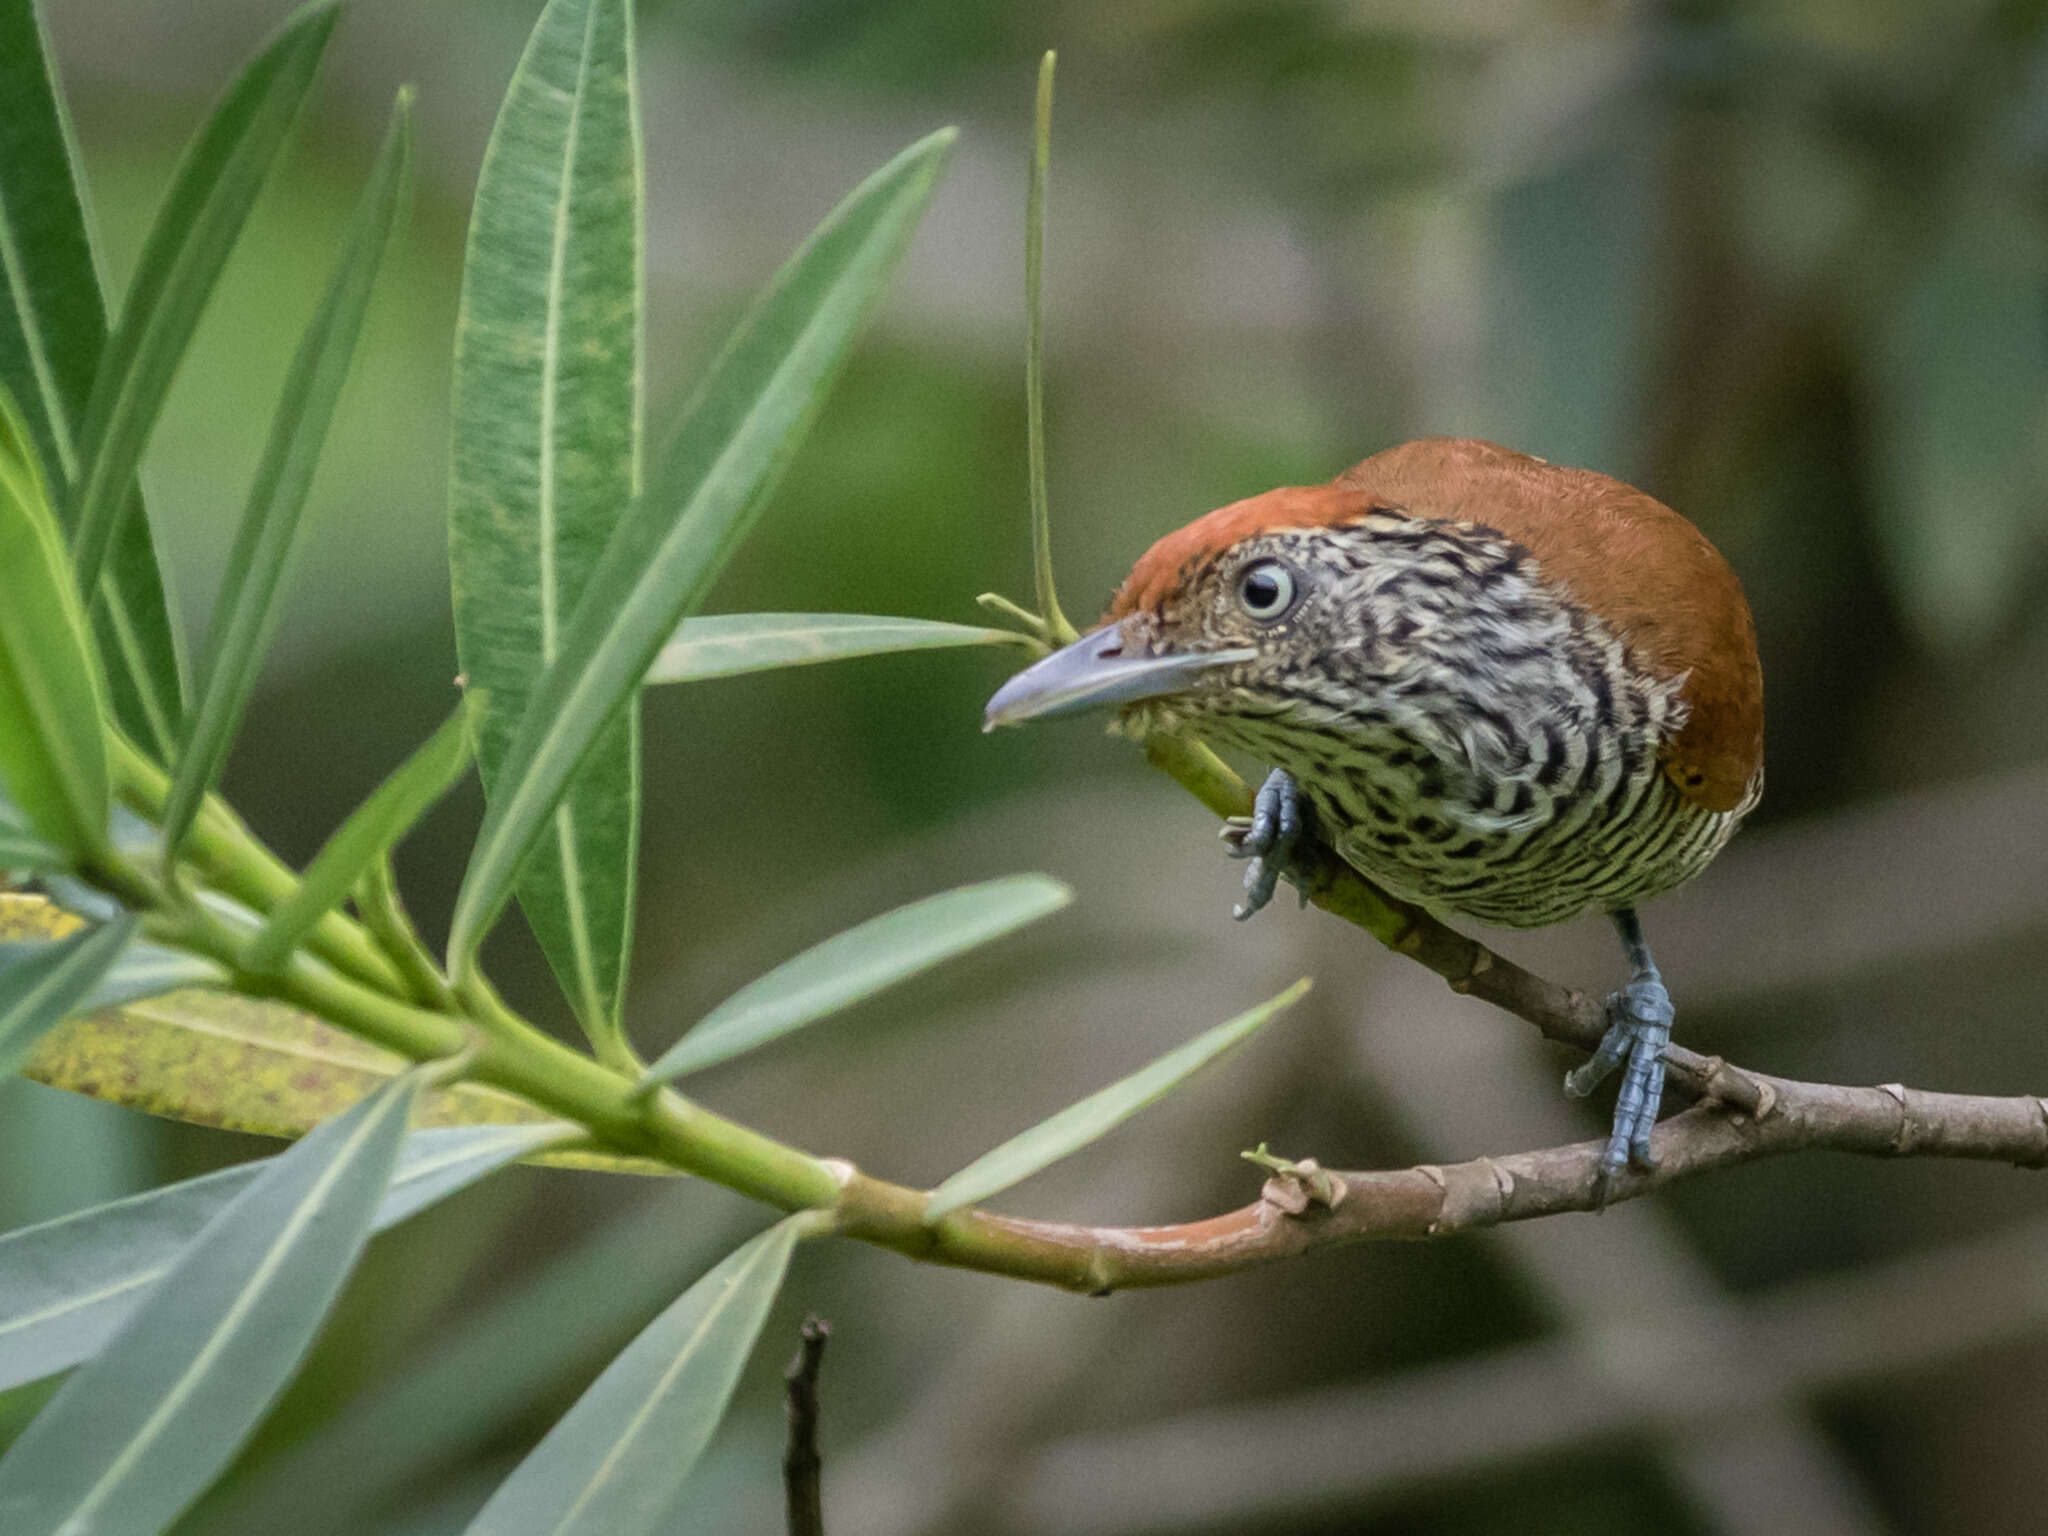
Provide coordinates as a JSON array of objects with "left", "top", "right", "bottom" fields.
[{"left": 984, "top": 437, "right": 1763, "bottom": 1191}]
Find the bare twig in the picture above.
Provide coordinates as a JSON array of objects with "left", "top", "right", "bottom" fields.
[{"left": 786, "top": 1316, "right": 831, "bottom": 1536}]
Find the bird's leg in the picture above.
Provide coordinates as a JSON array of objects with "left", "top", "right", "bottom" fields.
[
  {"left": 1220, "top": 767, "right": 1315, "bottom": 920},
  {"left": 1562, "top": 907, "right": 1673, "bottom": 1203}
]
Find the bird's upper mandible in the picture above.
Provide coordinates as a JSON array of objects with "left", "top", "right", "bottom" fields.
[{"left": 1105, "top": 437, "right": 1764, "bottom": 814}]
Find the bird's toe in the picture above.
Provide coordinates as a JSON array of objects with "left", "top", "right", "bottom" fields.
[{"left": 1225, "top": 769, "right": 1314, "bottom": 921}]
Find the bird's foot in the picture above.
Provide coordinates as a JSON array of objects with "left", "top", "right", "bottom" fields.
[
  {"left": 1221, "top": 768, "right": 1315, "bottom": 920},
  {"left": 1562, "top": 971, "right": 1673, "bottom": 1207}
]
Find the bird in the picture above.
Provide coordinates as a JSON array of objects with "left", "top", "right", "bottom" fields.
[{"left": 983, "top": 436, "right": 1764, "bottom": 1195}]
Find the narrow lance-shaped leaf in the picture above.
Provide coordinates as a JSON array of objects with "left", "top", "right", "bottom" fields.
[
  {"left": 447, "top": 128, "right": 955, "bottom": 981},
  {"left": 0, "top": 0, "right": 188, "bottom": 758},
  {"left": 0, "top": 1123, "right": 573, "bottom": 1395},
  {"left": 645, "top": 612, "right": 1033, "bottom": 686},
  {"left": 0, "top": 915, "right": 136, "bottom": 1079},
  {"left": 0, "top": 833, "right": 66, "bottom": 873},
  {"left": 161, "top": 90, "right": 414, "bottom": 862},
  {"left": 462, "top": 1217, "right": 803, "bottom": 1536},
  {"left": 66, "top": 936, "right": 223, "bottom": 1015},
  {"left": 449, "top": 0, "right": 645, "bottom": 1051},
  {"left": 0, "top": 393, "right": 109, "bottom": 856},
  {"left": 640, "top": 873, "right": 1071, "bottom": 1086},
  {"left": 67, "top": 0, "right": 338, "bottom": 605},
  {"left": 245, "top": 691, "right": 474, "bottom": 974},
  {"left": 924, "top": 977, "right": 1312, "bottom": 1223},
  {"left": 0, "top": 792, "right": 67, "bottom": 873},
  {"left": 196, "top": 1188, "right": 752, "bottom": 1536},
  {"left": 0, "top": 1066, "right": 425, "bottom": 1536},
  {"left": 1023, "top": 50, "right": 1075, "bottom": 645}
]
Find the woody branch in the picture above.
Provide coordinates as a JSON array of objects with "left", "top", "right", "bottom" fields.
[
  {"left": 812, "top": 735, "right": 2048, "bottom": 1294},
  {"left": 849, "top": 1056, "right": 2048, "bottom": 1296}
]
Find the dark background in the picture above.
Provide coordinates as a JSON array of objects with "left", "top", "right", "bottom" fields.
[{"left": 5, "top": 1, "right": 2048, "bottom": 1531}]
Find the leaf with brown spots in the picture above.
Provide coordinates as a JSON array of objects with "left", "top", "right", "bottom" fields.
[{"left": 3, "top": 895, "right": 664, "bottom": 1175}]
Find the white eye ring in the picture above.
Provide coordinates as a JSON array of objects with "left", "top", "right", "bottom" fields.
[{"left": 1237, "top": 559, "right": 1298, "bottom": 622}]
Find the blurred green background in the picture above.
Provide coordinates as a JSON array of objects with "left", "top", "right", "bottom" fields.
[{"left": 7, "top": 0, "right": 2048, "bottom": 1531}]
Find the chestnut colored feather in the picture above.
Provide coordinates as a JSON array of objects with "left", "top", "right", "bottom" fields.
[{"left": 1111, "top": 437, "right": 1763, "bottom": 813}]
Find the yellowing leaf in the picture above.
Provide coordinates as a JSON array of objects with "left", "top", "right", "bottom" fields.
[{"left": 0, "top": 894, "right": 663, "bottom": 1176}]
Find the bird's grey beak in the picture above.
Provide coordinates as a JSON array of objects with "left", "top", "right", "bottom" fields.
[{"left": 983, "top": 622, "right": 1257, "bottom": 730}]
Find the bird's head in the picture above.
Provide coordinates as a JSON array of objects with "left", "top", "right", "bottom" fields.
[{"left": 983, "top": 483, "right": 1407, "bottom": 741}]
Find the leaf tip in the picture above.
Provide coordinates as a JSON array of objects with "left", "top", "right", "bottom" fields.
[
  {"left": 1028, "top": 873, "right": 1075, "bottom": 911},
  {"left": 286, "top": 0, "right": 345, "bottom": 45},
  {"left": 914, "top": 125, "right": 961, "bottom": 164}
]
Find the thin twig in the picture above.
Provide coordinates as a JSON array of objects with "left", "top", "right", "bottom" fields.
[{"left": 785, "top": 1316, "right": 831, "bottom": 1536}]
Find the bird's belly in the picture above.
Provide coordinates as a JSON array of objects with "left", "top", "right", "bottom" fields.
[{"left": 1313, "top": 770, "right": 1737, "bottom": 929}]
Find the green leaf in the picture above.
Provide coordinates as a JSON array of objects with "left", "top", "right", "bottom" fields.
[
  {"left": 0, "top": 386, "right": 111, "bottom": 857},
  {"left": 461, "top": 1217, "right": 802, "bottom": 1536},
  {"left": 23, "top": 987, "right": 658, "bottom": 1174},
  {"left": 448, "top": 0, "right": 644, "bottom": 1049},
  {"left": 244, "top": 694, "right": 474, "bottom": 974},
  {"left": 645, "top": 612, "right": 1032, "bottom": 686},
  {"left": 192, "top": 1189, "right": 752, "bottom": 1536},
  {"left": 0, "top": 827, "right": 67, "bottom": 874},
  {"left": 446, "top": 127, "right": 955, "bottom": 984},
  {"left": 0, "top": 1123, "right": 569, "bottom": 1394},
  {"left": 161, "top": 91, "right": 414, "bottom": 862},
  {"left": 0, "top": 916, "right": 136, "bottom": 1078},
  {"left": 66, "top": 0, "right": 338, "bottom": 606},
  {"left": 0, "top": 776, "right": 78, "bottom": 872},
  {"left": 923, "top": 977, "right": 1311, "bottom": 1223},
  {"left": 0, "top": 0, "right": 187, "bottom": 759},
  {"left": 0, "top": 1067, "right": 421, "bottom": 1536},
  {"left": 68, "top": 937, "right": 224, "bottom": 1014},
  {"left": 640, "top": 873, "right": 1070, "bottom": 1085}
]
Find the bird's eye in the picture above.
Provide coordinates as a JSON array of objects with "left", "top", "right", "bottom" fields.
[{"left": 1236, "top": 560, "right": 1299, "bottom": 622}]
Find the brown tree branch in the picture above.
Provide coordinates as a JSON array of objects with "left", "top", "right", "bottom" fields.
[
  {"left": 834, "top": 1065, "right": 2048, "bottom": 1294},
  {"left": 811, "top": 736, "right": 2046, "bottom": 1292}
]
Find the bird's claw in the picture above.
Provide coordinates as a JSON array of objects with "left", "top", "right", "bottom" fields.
[
  {"left": 1222, "top": 768, "right": 1314, "bottom": 920},
  {"left": 1563, "top": 971, "right": 1673, "bottom": 1207}
]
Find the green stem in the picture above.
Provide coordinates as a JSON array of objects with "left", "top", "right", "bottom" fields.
[
  {"left": 152, "top": 895, "right": 843, "bottom": 1209},
  {"left": 112, "top": 732, "right": 1353, "bottom": 1294},
  {"left": 1024, "top": 51, "right": 1077, "bottom": 648},
  {"left": 109, "top": 732, "right": 408, "bottom": 997},
  {"left": 353, "top": 852, "right": 457, "bottom": 1010}
]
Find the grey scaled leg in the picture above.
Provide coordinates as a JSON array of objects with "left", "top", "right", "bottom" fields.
[
  {"left": 1220, "top": 767, "right": 1314, "bottom": 920},
  {"left": 1561, "top": 907, "right": 1673, "bottom": 1205}
]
